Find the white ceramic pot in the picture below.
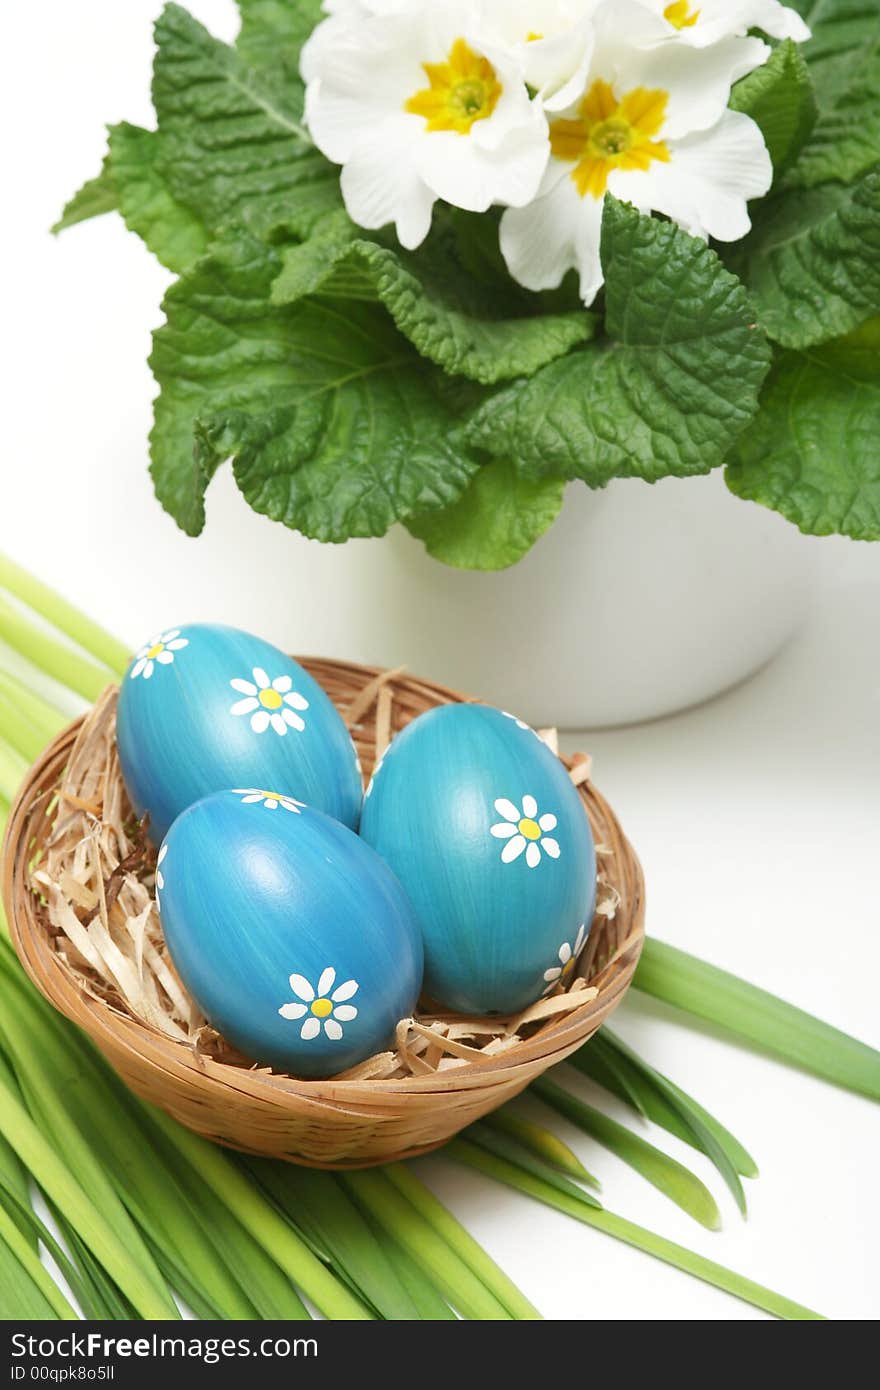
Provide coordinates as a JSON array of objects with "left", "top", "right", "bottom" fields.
[{"left": 56, "top": 465, "right": 815, "bottom": 731}]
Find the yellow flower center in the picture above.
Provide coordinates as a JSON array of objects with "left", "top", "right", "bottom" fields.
[
  {"left": 147, "top": 642, "right": 165, "bottom": 660},
  {"left": 405, "top": 37, "right": 502, "bottom": 135},
  {"left": 260, "top": 790, "right": 284, "bottom": 802},
  {"left": 526, "top": 31, "right": 544, "bottom": 41},
  {"left": 550, "top": 79, "right": 670, "bottom": 199},
  {"left": 518, "top": 817, "right": 542, "bottom": 841},
  {"left": 259, "top": 688, "right": 283, "bottom": 710},
  {"left": 311, "top": 997, "right": 333, "bottom": 1018},
  {"left": 664, "top": 1, "right": 701, "bottom": 29},
  {"left": 561, "top": 957, "right": 576, "bottom": 983}
]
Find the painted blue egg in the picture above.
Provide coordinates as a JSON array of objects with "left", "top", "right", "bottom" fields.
[
  {"left": 117, "top": 624, "right": 362, "bottom": 842},
  {"left": 156, "top": 790, "right": 423, "bottom": 1077},
  {"left": 359, "top": 704, "right": 596, "bottom": 1015}
]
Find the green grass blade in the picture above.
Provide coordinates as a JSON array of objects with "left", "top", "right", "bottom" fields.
[
  {"left": 573, "top": 1037, "right": 650, "bottom": 1118},
  {"left": 0, "top": 554, "right": 130, "bottom": 677},
  {"left": 248, "top": 1159, "right": 425, "bottom": 1320},
  {"left": 0, "top": 1049, "right": 34, "bottom": 1243},
  {"left": 0, "top": 1073, "right": 176, "bottom": 1319},
  {"left": 592, "top": 1029, "right": 759, "bottom": 1179},
  {"left": 50, "top": 1210, "right": 140, "bottom": 1320},
  {"left": 635, "top": 938, "right": 880, "bottom": 1102},
  {"left": 0, "top": 670, "right": 69, "bottom": 747},
  {"left": 385, "top": 1162, "right": 542, "bottom": 1319},
  {"left": 148, "top": 1109, "right": 369, "bottom": 1320},
  {"left": 0, "top": 735, "right": 28, "bottom": 805},
  {"left": 0, "top": 597, "right": 114, "bottom": 702},
  {"left": 341, "top": 1168, "right": 513, "bottom": 1320},
  {"left": 450, "top": 1139, "right": 824, "bottom": 1321},
  {"left": 0, "top": 1201, "right": 79, "bottom": 1319},
  {"left": 531, "top": 1078, "right": 722, "bottom": 1231},
  {"left": 467, "top": 1122, "right": 602, "bottom": 1212},
  {"left": 358, "top": 1210, "right": 457, "bottom": 1320},
  {"left": 484, "top": 1107, "right": 600, "bottom": 1187}
]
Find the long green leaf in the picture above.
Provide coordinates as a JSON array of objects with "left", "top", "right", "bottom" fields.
[
  {"left": 0, "top": 1074, "right": 176, "bottom": 1319},
  {"left": 0, "top": 735, "right": 28, "bottom": 805},
  {"left": 0, "top": 597, "right": 114, "bottom": 702},
  {"left": 0, "top": 670, "right": 69, "bottom": 747},
  {"left": 450, "top": 1140, "right": 824, "bottom": 1321},
  {"left": 341, "top": 1168, "right": 513, "bottom": 1320},
  {"left": 0, "top": 691, "right": 51, "bottom": 763},
  {"left": 635, "top": 938, "right": 880, "bottom": 1101},
  {"left": 484, "top": 1107, "right": 600, "bottom": 1187},
  {"left": 0, "top": 554, "right": 130, "bottom": 676},
  {"left": 0, "top": 1200, "right": 79, "bottom": 1320},
  {"left": 358, "top": 1210, "right": 457, "bottom": 1320},
  {"left": 531, "top": 1078, "right": 722, "bottom": 1230},
  {"left": 467, "top": 1122, "right": 602, "bottom": 1212},
  {"left": 386, "top": 1162, "right": 542, "bottom": 1320},
  {"left": 249, "top": 1159, "right": 425, "bottom": 1320}
]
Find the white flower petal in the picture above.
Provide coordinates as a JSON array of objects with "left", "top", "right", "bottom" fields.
[
  {"left": 130, "top": 658, "right": 146, "bottom": 679},
  {"left": 166, "top": 638, "right": 188, "bottom": 651},
  {"left": 251, "top": 710, "right": 271, "bottom": 733},
  {"left": 521, "top": 794, "right": 538, "bottom": 818},
  {"left": 323, "top": 1018, "right": 343, "bottom": 1041},
  {"left": 543, "top": 966, "right": 562, "bottom": 983},
  {"left": 501, "top": 835, "right": 527, "bottom": 864},
  {"left": 341, "top": 119, "right": 437, "bottom": 250},
  {"left": 279, "top": 1002, "right": 308, "bottom": 1020},
  {"left": 231, "top": 697, "right": 260, "bottom": 716},
  {"left": 157, "top": 845, "right": 168, "bottom": 865},
  {"left": 491, "top": 822, "right": 518, "bottom": 839},
  {"left": 160, "top": 629, "right": 180, "bottom": 642},
  {"left": 575, "top": 923, "right": 587, "bottom": 954},
  {"left": 300, "top": 1017, "right": 321, "bottom": 1041},
  {"left": 285, "top": 691, "right": 310, "bottom": 711},
  {"left": 494, "top": 798, "right": 521, "bottom": 823},
  {"left": 142, "top": 661, "right": 154, "bottom": 680},
  {"left": 501, "top": 174, "right": 605, "bottom": 306},
  {"left": 331, "top": 979, "right": 359, "bottom": 1002},
  {"left": 264, "top": 799, "right": 279, "bottom": 810},
  {"left": 318, "top": 967, "right": 336, "bottom": 997},
  {"left": 539, "top": 813, "right": 558, "bottom": 832},
  {"left": 239, "top": 792, "right": 263, "bottom": 803},
  {"left": 289, "top": 974, "right": 315, "bottom": 1002},
  {"left": 252, "top": 667, "right": 271, "bottom": 689},
  {"left": 270, "top": 712, "right": 288, "bottom": 736},
  {"left": 542, "top": 837, "right": 561, "bottom": 859},
  {"left": 526, "top": 842, "right": 542, "bottom": 868},
  {"left": 272, "top": 675, "right": 292, "bottom": 693},
  {"left": 333, "top": 1005, "right": 358, "bottom": 1022},
  {"left": 231, "top": 678, "right": 257, "bottom": 696},
  {"left": 282, "top": 707, "right": 306, "bottom": 731},
  {"left": 155, "top": 650, "right": 174, "bottom": 665},
  {"left": 559, "top": 942, "right": 573, "bottom": 965}
]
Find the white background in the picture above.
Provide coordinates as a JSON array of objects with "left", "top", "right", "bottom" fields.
[{"left": 3, "top": 0, "right": 879, "bottom": 1322}]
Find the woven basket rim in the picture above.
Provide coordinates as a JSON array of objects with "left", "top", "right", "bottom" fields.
[{"left": 1, "top": 658, "right": 645, "bottom": 1164}]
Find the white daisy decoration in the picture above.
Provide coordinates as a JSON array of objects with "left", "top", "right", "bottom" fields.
[
  {"left": 229, "top": 668, "right": 310, "bottom": 736},
  {"left": 234, "top": 788, "right": 305, "bottom": 814},
  {"left": 278, "top": 968, "right": 359, "bottom": 1041},
  {"left": 155, "top": 843, "right": 168, "bottom": 895},
  {"left": 543, "top": 923, "right": 588, "bottom": 994},
  {"left": 491, "top": 795, "right": 560, "bottom": 868},
  {"left": 130, "top": 629, "right": 188, "bottom": 681}
]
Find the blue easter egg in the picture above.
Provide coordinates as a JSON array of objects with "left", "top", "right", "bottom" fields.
[
  {"left": 359, "top": 704, "right": 596, "bottom": 1014},
  {"left": 117, "top": 624, "right": 362, "bottom": 842},
  {"left": 156, "top": 791, "right": 423, "bottom": 1077}
]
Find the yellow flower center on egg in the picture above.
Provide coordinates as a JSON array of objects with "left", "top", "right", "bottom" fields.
[
  {"left": 561, "top": 957, "right": 576, "bottom": 984},
  {"left": 518, "top": 817, "right": 542, "bottom": 841},
  {"left": 259, "top": 688, "right": 284, "bottom": 710},
  {"left": 550, "top": 79, "right": 670, "bottom": 199},
  {"left": 147, "top": 642, "right": 165, "bottom": 659},
  {"left": 311, "top": 997, "right": 333, "bottom": 1018},
  {"left": 405, "top": 37, "right": 502, "bottom": 135},
  {"left": 664, "top": 0, "right": 700, "bottom": 29}
]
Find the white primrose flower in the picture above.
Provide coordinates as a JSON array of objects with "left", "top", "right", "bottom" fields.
[
  {"left": 301, "top": 0, "right": 418, "bottom": 82},
  {"left": 304, "top": 1, "right": 549, "bottom": 249},
  {"left": 477, "top": 0, "right": 602, "bottom": 112},
  {"left": 634, "top": 0, "right": 810, "bottom": 46},
  {"left": 500, "top": 0, "right": 772, "bottom": 305}
]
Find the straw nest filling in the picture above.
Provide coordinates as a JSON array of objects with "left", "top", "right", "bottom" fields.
[{"left": 27, "top": 672, "right": 626, "bottom": 1084}]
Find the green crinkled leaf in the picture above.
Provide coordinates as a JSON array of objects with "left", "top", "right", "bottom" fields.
[
  {"left": 52, "top": 154, "right": 118, "bottom": 233},
  {"left": 235, "top": 0, "right": 322, "bottom": 89},
  {"left": 785, "top": 0, "right": 880, "bottom": 188},
  {"left": 273, "top": 225, "right": 598, "bottom": 385},
  {"left": 465, "top": 198, "right": 771, "bottom": 485},
  {"left": 152, "top": 3, "right": 339, "bottom": 242},
  {"left": 405, "top": 460, "right": 566, "bottom": 570},
  {"left": 107, "top": 123, "right": 208, "bottom": 273},
  {"left": 150, "top": 230, "right": 480, "bottom": 541},
  {"left": 726, "top": 320, "right": 880, "bottom": 540},
  {"left": 733, "top": 171, "right": 880, "bottom": 349},
  {"left": 729, "top": 40, "right": 817, "bottom": 179}
]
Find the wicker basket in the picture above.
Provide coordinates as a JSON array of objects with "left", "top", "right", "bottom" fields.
[{"left": 2, "top": 659, "right": 645, "bottom": 1169}]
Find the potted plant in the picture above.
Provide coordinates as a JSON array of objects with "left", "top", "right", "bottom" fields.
[{"left": 56, "top": 0, "right": 878, "bottom": 724}]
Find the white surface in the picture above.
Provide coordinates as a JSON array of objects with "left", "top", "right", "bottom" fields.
[{"left": 3, "top": 0, "right": 880, "bottom": 1323}]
